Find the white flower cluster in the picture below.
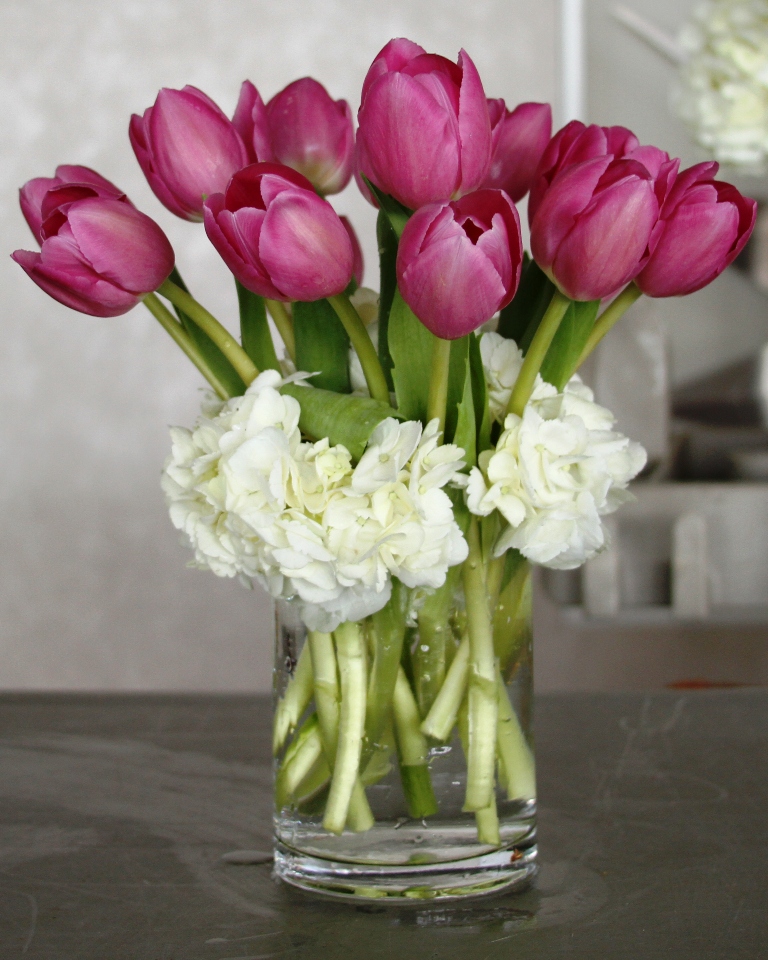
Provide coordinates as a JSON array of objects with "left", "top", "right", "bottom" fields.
[
  {"left": 162, "top": 370, "right": 468, "bottom": 631},
  {"left": 673, "top": 0, "right": 768, "bottom": 169},
  {"left": 469, "top": 335, "right": 647, "bottom": 569}
]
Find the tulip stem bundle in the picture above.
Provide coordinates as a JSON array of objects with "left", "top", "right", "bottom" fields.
[
  {"left": 328, "top": 293, "right": 391, "bottom": 404},
  {"left": 427, "top": 337, "right": 452, "bottom": 432},
  {"left": 157, "top": 279, "right": 259, "bottom": 387},
  {"left": 142, "top": 293, "right": 231, "bottom": 400}
]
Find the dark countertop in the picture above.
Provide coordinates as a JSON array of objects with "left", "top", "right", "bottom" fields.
[{"left": 0, "top": 690, "right": 766, "bottom": 959}]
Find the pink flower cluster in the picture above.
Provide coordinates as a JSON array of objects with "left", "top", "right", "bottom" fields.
[{"left": 12, "top": 36, "right": 756, "bottom": 338}]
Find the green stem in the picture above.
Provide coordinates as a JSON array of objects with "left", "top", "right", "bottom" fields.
[
  {"left": 323, "top": 622, "right": 368, "bottom": 834},
  {"left": 308, "top": 629, "right": 373, "bottom": 832},
  {"left": 265, "top": 299, "right": 296, "bottom": 362},
  {"left": 157, "top": 279, "right": 259, "bottom": 386},
  {"left": 328, "top": 292, "right": 391, "bottom": 405},
  {"left": 420, "top": 635, "right": 469, "bottom": 742},
  {"left": 143, "top": 293, "right": 231, "bottom": 400},
  {"left": 415, "top": 568, "right": 460, "bottom": 717},
  {"left": 274, "top": 713, "right": 324, "bottom": 809},
  {"left": 462, "top": 518, "right": 498, "bottom": 813},
  {"left": 426, "top": 336, "right": 451, "bottom": 433},
  {"left": 393, "top": 667, "right": 438, "bottom": 818},
  {"left": 366, "top": 580, "right": 409, "bottom": 749},
  {"left": 273, "top": 642, "right": 314, "bottom": 756},
  {"left": 496, "top": 671, "right": 536, "bottom": 801},
  {"left": 457, "top": 699, "right": 500, "bottom": 845},
  {"left": 574, "top": 281, "right": 643, "bottom": 372},
  {"left": 506, "top": 289, "right": 572, "bottom": 418}
]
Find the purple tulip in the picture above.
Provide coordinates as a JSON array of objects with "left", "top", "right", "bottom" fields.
[
  {"left": 203, "top": 162, "right": 354, "bottom": 302},
  {"left": 19, "top": 165, "right": 128, "bottom": 245},
  {"left": 130, "top": 86, "right": 249, "bottom": 221},
  {"left": 265, "top": 78, "right": 354, "bottom": 196},
  {"left": 483, "top": 101, "right": 552, "bottom": 202},
  {"left": 530, "top": 155, "right": 660, "bottom": 302},
  {"left": 357, "top": 38, "right": 492, "bottom": 210},
  {"left": 396, "top": 189, "right": 522, "bottom": 339},
  {"left": 635, "top": 161, "right": 756, "bottom": 298},
  {"left": 232, "top": 80, "right": 275, "bottom": 165},
  {"left": 528, "top": 120, "right": 640, "bottom": 224},
  {"left": 12, "top": 197, "right": 174, "bottom": 317}
]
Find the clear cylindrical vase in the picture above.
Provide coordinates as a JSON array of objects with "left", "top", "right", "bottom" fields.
[{"left": 272, "top": 553, "right": 536, "bottom": 902}]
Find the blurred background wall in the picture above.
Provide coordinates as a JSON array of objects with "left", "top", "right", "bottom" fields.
[{"left": 0, "top": 0, "right": 558, "bottom": 691}]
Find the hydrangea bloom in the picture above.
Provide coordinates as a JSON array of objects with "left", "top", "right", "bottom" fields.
[
  {"left": 162, "top": 371, "right": 468, "bottom": 630},
  {"left": 673, "top": 0, "right": 768, "bottom": 169},
  {"left": 467, "top": 367, "right": 646, "bottom": 569}
]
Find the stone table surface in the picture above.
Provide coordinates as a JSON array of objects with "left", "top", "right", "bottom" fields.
[{"left": 0, "top": 690, "right": 766, "bottom": 959}]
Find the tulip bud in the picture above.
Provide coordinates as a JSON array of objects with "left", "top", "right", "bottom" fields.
[
  {"left": 483, "top": 101, "right": 552, "bottom": 202},
  {"left": 265, "top": 78, "right": 354, "bottom": 196},
  {"left": 357, "top": 39, "right": 492, "bottom": 210},
  {"left": 130, "top": 86, "right": 249, "bottom": 221},
  {"left": 19, "top": 165, "right": 128, "bottom": 245},
  {"left": 13, "top": 197, "right": 174, "bottom": 317},
  {"left": 635, "top": 161, "right": 756, "bottom": 297},
  {"left": 203, "top": 162, "right": 354, "bottom": 302},
  {"left": 530, "top": 155, "right": 659, "bottom": 302},
  {"left": 396, "top": 189, "right": 522, "bottom": 339},
  {"left": 528, "top": 120, "right": 639, "bottom": 224}
]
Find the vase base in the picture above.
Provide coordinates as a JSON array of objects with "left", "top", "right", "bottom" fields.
[{"left": 273, "top": 840, "right": 537, "bottom": 902}]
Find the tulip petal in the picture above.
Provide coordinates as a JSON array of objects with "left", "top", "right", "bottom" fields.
[
  {"left": 65, "top": 199, "right": 174, "bottom": 294},
  {"left": 129, "top": 112, "right": 191, "bottom": 220},
  {"left": 12, "top": 246, "right": 140, "bottom": 317},
  {"left": 361, "top": 38, "right": 426, "bottom": 102},
  {"left": 530, "top": 156, "right": 613, "bottom": 272},
  {"left": 400, "top": 230, "right": 506, "bottom": 338},
  {"left": 551, "top": 176, "right": 657, "bottom": 300},
  {"left": 19, "top": 177, "right": 57, "bottom": 243},
  {"left": 485, "top": 101, "right": 552, "bottom": 202},
  {"left": 203, "top": 197, "right": 284, "bottom": 300},
  {"left": 233, "top": 80, "right": 274, "bottom": 164},
  {"left": 259, "top": 191, "right": 353, "bottom": 300},
  {"left": 358, "top": 72, "right": 460, "bottom": 209},
  {"left": 456, "top": 49, "right": 492, "bottom": 195}
]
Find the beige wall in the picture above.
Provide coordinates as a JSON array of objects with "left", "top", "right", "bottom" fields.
[{"left": 1, "top": 0, "right": 558, "bottom": 690}]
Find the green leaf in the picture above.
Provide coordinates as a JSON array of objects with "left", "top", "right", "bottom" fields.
[
  {"left": 281, "top": 384, "right": 399, "bottom": 461},
  {"left": 539, "top": 298, "right": 600, "bottom": 390},
  {"left": 497, "top": 258, "right": 556, "bottom": 354},
  {"left": 388, "top": 289, "right": 435, "bottom": 422},
  {"left": 169, "top": 266, "right": 246, "bottom": 397},
  {"left": 235, "top": 280, "right": 280, "bottom": 372},
  {"left": 363, "top": 177, "right": 411, "bottom": 237},
  {"left": 376, "top": 210, "right": 398, "bottom": 391},
  {"left": 452, "top": 350, "right": 476, "bottom": 468},
  {"left": 444, "top": 335, "right": 470, "bottom": 444},
  {"left": 293, "top": 299, "right": 352, "bottom": 394},
  {"left": 468, "top": 332, "right": 491, "bottom": 454}
]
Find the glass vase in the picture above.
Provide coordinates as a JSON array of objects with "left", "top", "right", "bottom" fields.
[{"left": 271, "top": 552, "right": 536, "bottom": 902}]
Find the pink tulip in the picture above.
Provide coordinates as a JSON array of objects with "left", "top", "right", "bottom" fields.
[
  {"left": 130, "top": 86, "right": 249, "bottom": 221},
  {"left": 635, "top": 161, "right": 756, "bottom": 297},
  {"left": 357, "top": 39, "right": 492, "bottom": 210},
  {"left": 266, "top": 78, "right": 354, "bottom": 196},
  {"left": 530, "top": 155, "right": 659, "bottom": 301},
  {"left": 341, "top": 216, "right": 364, "bottom": 286},
  {"left": 483, "top": 101, "right": 552, "bottom": 202},
  {"left": 12, "top": 197, "right": 174, "bottom": 317},
  {"left": 528, "top": 121, "right": 640, "bottom": 224},
  {"left": 396, "top": 189, "right": 522, "bottom": 339},
  {"left": 203, "top": 162, "right": 354, "bottom": 302},
  {"left": 19, "top": 165, "right": 128, "bottom": 245}
]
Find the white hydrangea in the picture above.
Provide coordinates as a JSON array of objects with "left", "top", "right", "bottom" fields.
[
  {"left": 162, "top": 371, "right": 468, "bottom": 631},
  {"left": 673, "top": 0, "right": 768, "bottom": 169},
  {"left": 467, "top": 377, "right": 647, "bottom": 570},
  {"left": 479, "top": 331, "right": 556, "bottom": 422}
]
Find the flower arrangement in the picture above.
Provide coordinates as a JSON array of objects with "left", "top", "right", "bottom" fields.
[
  {"left": 13, "top": 37, "right": 756, "bottom": 898},
  {"left": 673, "top": 0, "right": 768, "bottom": 170}
]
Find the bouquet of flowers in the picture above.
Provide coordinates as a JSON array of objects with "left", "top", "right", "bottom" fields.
[{"left": 13, "top": 38, "right": 755, "bottom": 899}]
